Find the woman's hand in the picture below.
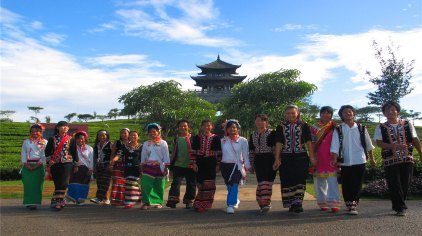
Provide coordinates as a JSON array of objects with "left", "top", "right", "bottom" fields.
[{"left": 272, "top": 159, "right": 281, "bottom": 171}]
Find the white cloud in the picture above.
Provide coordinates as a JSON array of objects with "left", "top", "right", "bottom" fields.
[
  {"left": 41, "top": 33, "right": 66, "bottom": 45},
  {"left": 274, "top": 23, "right": 319, "bottom": 32},
  {"left": 109, "top": 0, "right": 239, "bottom": 47},
  {"left": 29, "top": 21, "right": 43, "bottom": 30}
]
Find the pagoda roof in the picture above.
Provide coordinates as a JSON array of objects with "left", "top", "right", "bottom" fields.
[
  {"left": 196, "top": 55, "right": 241, "bottom": 70},
  {"left": 190, "top": 75, "right": 246, "bottom": 81}
]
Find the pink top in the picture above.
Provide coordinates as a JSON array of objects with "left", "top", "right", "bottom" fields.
[{"left": 311, "top": 124, "right": 337, "bottom": 177}]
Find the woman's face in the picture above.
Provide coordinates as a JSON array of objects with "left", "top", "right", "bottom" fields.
[
  {"left": 148, "top": 129, "right": 159, "bottom": 139},
  {"left": 285, "top": 108, "right": 299, "bottom": 122},
  {"left": 76, "top": 136, "right": 86, "bottom": 146},
  {"left": 30, "top": 128, "right": 42, "bottom": 139},
  {"left": 120, "top": 130, "right": 129, "bottom": 141},
  {"left": 57, "top": 125, "right": 69, "bottom": 135},
  {"left": 320, "top": 111, "right": 332, "bottom": 123},
  {"left": 226, "top": 123, "right": 238, "bottom": 136},
  {"left": 129, "top": 132, "right": 139, "bottom": 143},
  {"left": 201, "top": 122, "right": 213, "bottom": 134},
  {"left": 255, "top": 117, "right": 268, "bottom": 130},
  {"left": 384, "top": 105, "right": 399, "bottom": 120},
  {"left": 98, "top": 133, "right": 108, "bottom": 143}
]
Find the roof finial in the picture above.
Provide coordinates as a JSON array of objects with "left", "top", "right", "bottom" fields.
[{"left": 217, "top": 53, "right": 220, "bottom": 60}]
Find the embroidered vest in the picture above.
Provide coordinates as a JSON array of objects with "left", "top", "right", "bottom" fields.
[{"left": 380, "top": 120, "right": 414, "bottom": 166}]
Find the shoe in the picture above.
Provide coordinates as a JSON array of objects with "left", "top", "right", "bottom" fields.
[
  {"left": 396, "top": 209, "right": 406, "bottom": 216},
  {"left": 260, "top": 205, "right": 271, "bottom": 214},
  {"left": 77, "top": 198, "right": 86, "bottom": 204},
  {"left": 124, "top": 205, "right": 133, "bottom": 209},
  {"left": 196, "top": 208, "right": 206, "bottom": 213},
  {"left": 53, "top": 205, "right": 62, "bottom": 211},
  {"left": 233, "top": 199, "right": 240, "bottom": 209},
  {"left": 320, "top": 207, "right": 329, "bottom": 211},
  {"left": 289, "top": 206, "right": 294, "bottom": 212},
  {"left": 103, "top": 199, "right": 111, "bottom": 205},
  {"left": 90, "top": 198, "right": 100, "bottom": 204},
  {"left": 331, "top": 207, "right": 340, "bottom": 213},
  {"left": 294, "top": 205, "right": 303, "bottom": 213},
  {"left": 28, "top": 205, "right": 37, "bottom": 210},
  {"left": 65, "top": 195, "right": 76, "bottom": 203},
  {"left": 166, "top": 203, "right": 176, "bottom": 208},
  {"left": 154, "top": 205, "right": 163, "bottom": 209},
  {"left": 141, "top": 204, "right": 150, "bottom": 210},
  {"left": 185, "top": 202, "right": 193, "bottom": 209},
  {"left": 348, "top": 208, "right": 359, "bottom": 215},
  {"left": 226, "top": 206, "right": 234, "bottom": 214}
]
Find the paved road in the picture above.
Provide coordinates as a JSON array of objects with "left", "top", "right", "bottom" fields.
[{"left": 1, "top": 198, "right": 421, "bottom": 236}]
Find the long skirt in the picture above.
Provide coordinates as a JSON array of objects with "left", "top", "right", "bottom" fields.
[
  {"left": 141, "top": 164, "right": 166, "bottom": 206},
  {"left": 95, "top": 164, "right": 112, "bottom": 201},
  {"left": 220, "top": 162, "right": 242, "bottom": 207},
  {"left": 66, "top": 165, "right": 91, "bottom": 203},
  {"left": 110, "top": 162, "right": 126, "bottom": 206},
  {"left": 313, "top": 175, "right": 341, "bottom": 209},
  {"left": 279, "top": 157, "right": 309, "bottom": 208},
  {"left": 193, "top": 156, "right": 217, "bottom": 210},
  {"left": 254, "top": 153, "right": 277, "bottom": 208},
  {"left": 50, "top": 163, "right": 73, "bottom": 208},
  {"left": 124, "top": 167, "right": 141, "bottom": 206},
  {"left": 21, "top": 164, "right": 45, "bottom": 206}
]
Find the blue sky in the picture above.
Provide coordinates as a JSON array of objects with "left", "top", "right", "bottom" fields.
[{"left": 1, "top": 0, "right": 421, "bottom": 124}]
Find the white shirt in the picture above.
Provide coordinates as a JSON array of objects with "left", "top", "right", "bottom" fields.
[
  {"left": 21, "top": 139, "right": 47, "bottom": 164},
  {"left": 76, "top": 144, "right": 94, "bottom": 170},
  {"left": 374, "top": 121, "right": 418, "bottom": 141},
  {"left": 221, "top": 136, "right": 251, "bottom": 170},
  {"left": 330, "top": 123, "right": 375, "bottom": 166},
  {"left": 141, "top": 140, "right": 170, "bottom": 172}
]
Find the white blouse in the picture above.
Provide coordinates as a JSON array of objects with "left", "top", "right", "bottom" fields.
[
  {"left": 21, "top": 139, "right": 48, "bottom": 164},
  {"left": 221, "top": 136, "right": 251, "bottom": 170},
  {"left": 76, "top": 145, "right": 94, "bottom": 170},
  {"left": 141, "top": 140, "right": 170, "bottom": 172}
]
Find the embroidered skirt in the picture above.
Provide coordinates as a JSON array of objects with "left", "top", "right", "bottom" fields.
[
  {"left": 193, "top": 156, "right": 217, "bottom": 209},
  {"left": 279, "top": 156, "right": 309, "bottom": 208},
  {"left": 67, "top": 165, "right": 91, "bottom": 203},
  {"left": 141, "top": 164, "right": 166, "bottom": 206},
  {"left": 110, "top": 161, "right": 126, "bottom": 206}
]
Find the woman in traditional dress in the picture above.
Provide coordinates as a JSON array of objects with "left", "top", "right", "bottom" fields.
[
  {"left": 109, "top": 128, "right": 130, "bottom": 206},
  {"left": 66, "top": 131, "right": 94, "bottom": 205},
  {"left": 310, "top": 106, "right": 340, "bottom": 212},
  {"left": 45, "top": 121, "right": 76, "bottom": 210},
  {"left": 90, "top": 130, "right": 113, "bottom": 205},
  {"left": 217, "top": 119, "right": 252, "bottom": 214},
  {"left": 273, "top": 105, "right": 316, "bottom": 213},
  {"left": 140, "top": 123, "right": 170, "bottom": 210},
  {"left": 191, "top": 119, "right": 220, "bottom": 213},
  {"left": 249, "top": 114, "right": 277, "bottom": 213},
  {"left": 21, "top": 123, "right": 47, "bottom": 210},
  {"left": 122, "top": 131, "right": 142, "bottom": 209}
]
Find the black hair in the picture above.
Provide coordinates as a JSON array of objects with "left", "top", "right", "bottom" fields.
[
  {"left": 54, "top": 121, "right": 69, "bottom": 135},
  {"left": 255, "top": 114, "right": 268, "bottom": 121},
  {"left": 338, "top": 105, "right": 356, "bottom": 121},
  {"left": 94, "top": 129, "right": 110, "bottom": 145},
  {"left": 201, "top": 119, "right": 213, "bottom": 126},
  {"left": 177, "top": 119, "right": 190, "bottom": 128},
  {"left": 320, "top": 106, "right": 334, "bottom": 116},
  {"left": 382, "top": 101, "right": 401, "bottom": 114}
]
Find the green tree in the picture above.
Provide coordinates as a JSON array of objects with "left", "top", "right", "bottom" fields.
[
  {"left": 356, "top": 106, "right": 380, "bottom": 123},
  {"left": 96, "top": 115, "right": 108, "bottom": 122},
  {"left": 366, "top": 40, "right": 414, "bottom": 106},
  {"left": 221, "top": 69, "right": 317, "bottom": 132},
  {"left": 45, "top": 116, "right": 51, "bottom": 123},
  {"left": 77, "top": 114, "right": 94, "bottom": 122},
  {"left": 0, "top": 110, "right": 15, "bottom": 122},
  {"left": 64, "top": 113, "right": 77, "bottom": 123},
  {"left": 108, "top": 108, "right": 120, "bottom": 120},
  {"left": 27, "top": 106, "right": 43, "bottom": 119},
  {"left": 119, "top": 80, "right": 216, "bottom": 137},
  {"left": 400, "top": 109, "right": 421, "bottom": 125}
]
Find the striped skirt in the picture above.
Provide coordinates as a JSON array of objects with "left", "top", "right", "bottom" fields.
[
  {"left": 21, "top": 164, "right": 45, "bottom": 206},
  {"left": 124, "top": 175, "right": 141, "bottom": 206},
  {"left": 254, "top": 154, "right": 277, "bottom": 208},
  {"left": 110, "top": 162, "right": 125, "bottom": 206},
  {"left": 193, "top": 156, "right": 217, "bottom": 209},
  {"left": 95, "top": 164, "right": 112, "bottom": 201},
  {"left": 279, "top": 157, "right": 309, "bottom": 208}
]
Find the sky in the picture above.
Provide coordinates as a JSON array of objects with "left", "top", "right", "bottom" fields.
[{"left": 1, "top": 0, "right": 422, "bottom": 124}]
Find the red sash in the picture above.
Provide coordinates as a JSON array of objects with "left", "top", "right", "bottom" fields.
[{"left": 51, "top": 135, "right": 71, "bottom": 163}]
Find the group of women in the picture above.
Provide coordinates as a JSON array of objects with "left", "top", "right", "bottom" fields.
[{"left": 20, "top": 101, "right": 421, "bottom": 217}]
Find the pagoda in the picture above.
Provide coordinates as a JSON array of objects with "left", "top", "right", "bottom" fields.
[{"left": 190, "top": 55, "right": 246, "bottom": 103}]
